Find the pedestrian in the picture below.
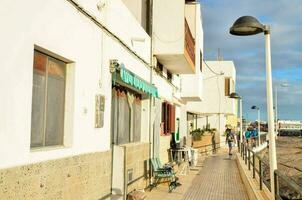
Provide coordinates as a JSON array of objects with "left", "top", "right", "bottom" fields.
[
  {"left": 225, "top": 126, "right": 235, "bottom": 155},
  {"left": 211, "top": 131, "right": 216, "bottom": 154}
]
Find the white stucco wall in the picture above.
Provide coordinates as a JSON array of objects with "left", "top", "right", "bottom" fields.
[
  {"left": 76, "top": 0, "right": 151, "bottom": 64},
  {"left": 0, "top": 0, "right": 151, "bottom": 168},
  {"left": 153, "top": 0, "right": 185, "bottom": 55},
  {"left": 181, "top": 3, "right": 204, "bottom": 101},
  {"left": 186, "top": 61, "right": 236, "bottom": 115},
  {"left": 153, "top": 74, "right": 174, "bottom": 102}
]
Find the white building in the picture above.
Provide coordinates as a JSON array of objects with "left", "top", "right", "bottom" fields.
[
  {"left": 278, "top": 120, "right": 302, "bottom": 130},
  {"left": 186, "top": 60, "right": 237, "bottom": 146},
  {"left": 0, "top": 0, "right": 209, "bottom": 199},
  {"left": 152, "top": 0, "right": 204, "bottom": 163},
  {"left": 0, "top": 0, "right": 153, "bottom": 199}
]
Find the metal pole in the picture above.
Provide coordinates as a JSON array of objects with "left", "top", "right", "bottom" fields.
[
  {"left": 240, "top": 98, "right": 243, "bottom": 150},
  {"left": 252, "top": 153, "right": 255, "bottom": 178},
  {"left": 264, "top": 26, "right": 277, "bottom": 198},
  {"left": 248, "top": 150, "right": 251, "bottom": 170},
  {"left": 275, "top": 86, "right": 278, "bottom": 138},
  {"left": 259, "top": 159, "right": 263, "bottom": 190},
  {"left": 258, "top": 109, "right": 261, "bottom": 145}
]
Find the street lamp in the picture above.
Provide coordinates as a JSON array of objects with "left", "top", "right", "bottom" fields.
[
  {"left": 251, "top": 105, "right": 261, "bottom": 146},
  {"left": 229, "top": 92, "right": 243, "bottom": 150},
  {"left": 230, "top": 16, "right": 277, "bottom": 196},
  {"left": 275, "top": 82, "right": 289, "bottom": 135}
]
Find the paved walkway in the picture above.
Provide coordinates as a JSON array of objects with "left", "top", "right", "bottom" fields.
[
  {"left": 183, "top": 152, "right": 249, "bottom": 200},
  {"left": 146, "top": 149, "right": 249, "bottom": 200}
]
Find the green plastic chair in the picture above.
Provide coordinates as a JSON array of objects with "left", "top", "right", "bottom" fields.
[{"left": 150, "top": 158, "right": 178, "bottom": 192}]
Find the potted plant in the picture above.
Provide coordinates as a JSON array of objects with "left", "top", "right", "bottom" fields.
[{"left": 190, "top": 128, "right": 205, "bottom": 141}]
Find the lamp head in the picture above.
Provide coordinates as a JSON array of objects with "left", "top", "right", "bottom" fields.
[
  {"left": 229, "top": 92, "right": 241, "bottom": 99},
  {"left": 280, "top": 82, "right": 289, "bottom": 87},
  {"left": 251, "top": 105, "right": 259, "bottom": 110},
  {"left": 230, "top": 16, "right": 265, "bottom": 36}
]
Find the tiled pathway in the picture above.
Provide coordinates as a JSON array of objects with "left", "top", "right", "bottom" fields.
[
  {"left": 183, "top": 152, "right": 249, "bottom": 200},
  {"left": 146, "top": 149, "right": 249, "bottom": 200}
]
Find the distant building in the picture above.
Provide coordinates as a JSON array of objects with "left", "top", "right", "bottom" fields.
[{"left": 278, "top": 120, "right": 302, "bottom": 130}]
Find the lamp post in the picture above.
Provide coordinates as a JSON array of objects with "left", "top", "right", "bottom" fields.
[
  {"left": 251, "top": 106, "right": 261, "bottom": 146},
  {"left": 230, "top": 16, "right": 277, "bottom": 197},
  {"left": 275, "top": 82, "right": 289, "bottom": 136},
  {"left": 229, "top": 92, "right": 243, "bottom": 150}
]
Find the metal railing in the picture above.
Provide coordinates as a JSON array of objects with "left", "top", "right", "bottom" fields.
[{"left": 240, "top": 143, "right": 302, "bottom": 199}]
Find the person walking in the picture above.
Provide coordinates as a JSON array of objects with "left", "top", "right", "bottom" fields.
[
  {"left": 225, "top": 127, "right": 235, "bottom": 155},
  {"left": 211, "top": 131, "right": 216, "bottom": 154}
]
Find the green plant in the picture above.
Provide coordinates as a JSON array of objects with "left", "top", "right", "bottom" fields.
[
  {"left": 190, "top": 127, "right": 217, "bottom": 141},
  {"left": 190, "top": 128, "right": 205, "bottom": 141}
]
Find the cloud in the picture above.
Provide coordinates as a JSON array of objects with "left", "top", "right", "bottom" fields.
[{"left": 202, "top": 0, "right": 302, "bottom": 120}]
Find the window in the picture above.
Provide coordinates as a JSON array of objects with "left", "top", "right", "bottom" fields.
[
  {"left": 224, "top": 77, "right": 230, "bottom": 96},
  {"left": 30, "top": 50, "right": 66, "bottom": 148},
  {"left": 111, "top": 86, "right": 142, "bottom": 145},
  {"left": 155, "top": 61, "right": 163, "bottom": 76},
  {"left": 161, "top": 102, "right": 175, "bottom": 135}
]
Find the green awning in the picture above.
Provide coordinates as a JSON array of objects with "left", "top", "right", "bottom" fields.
[{"left": 116, "top": 65, "right": 159, "bottom": 98}]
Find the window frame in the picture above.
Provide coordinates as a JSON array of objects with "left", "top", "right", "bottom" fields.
[
  {"left": 111, "top": 85, "right": 142, "bottom": 145},
  {"left": 161, "top": 102, "right": 175, "bottom": 136},
  {"left": 224, "top": 77, "right": 231, "bottom": 96},
  {"left": 30, "top": 50, "right": 67, "bottom": 149}
]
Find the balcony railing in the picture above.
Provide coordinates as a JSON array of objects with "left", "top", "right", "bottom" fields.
[{"left": 185, "top": 19, "right": 195, "bottom": 66}]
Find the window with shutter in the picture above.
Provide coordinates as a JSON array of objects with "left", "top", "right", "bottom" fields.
[
  {"left": 161, "top": 102, "right": 176, "bottom": 135},
  {"left": 225, "top": 77, "right": 230, "bottom": 96}
]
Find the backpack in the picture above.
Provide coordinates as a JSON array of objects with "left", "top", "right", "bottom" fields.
[{"left": 227, "top": 133, "right": 234, "bottom": 142}]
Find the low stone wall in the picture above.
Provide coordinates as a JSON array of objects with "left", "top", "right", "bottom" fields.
[
  {"left": 236, "top": 153, "right": 272, "bottom": 200},
  {"left": 0, "top": 151, "right": 111, "bottom": 200},
  {"left": 192, "top": 134, "right": 212, "bottom": 148}
]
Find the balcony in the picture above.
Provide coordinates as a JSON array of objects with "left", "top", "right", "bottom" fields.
[
  {"left": 180, "top": 72, "right": 202, "bottom": 102},
  {"left": 186, "top": 61, "right": 237, "bottom": 115},
  {"left": 153, "top": 0, "right": 196, "bottom": 74}
]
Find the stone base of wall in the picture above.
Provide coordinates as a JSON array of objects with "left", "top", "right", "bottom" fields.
[
  {"left": 124, "top": 143, "right": 150, "bottom": 194},
  {"left": 0, "top": 151, "right": 111, "bottom": 200}
]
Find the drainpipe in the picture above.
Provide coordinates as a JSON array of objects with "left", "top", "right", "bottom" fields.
[
  {"left": 148, "top": 0, "right": 154, "bottom": 186},
  {"left": 123, "top": 146, "right": 127, "bottom": 200}
]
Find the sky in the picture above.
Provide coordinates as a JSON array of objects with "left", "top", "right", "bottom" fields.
[{"left": 201, "top": 0, "right": 302, "bottom": 121}]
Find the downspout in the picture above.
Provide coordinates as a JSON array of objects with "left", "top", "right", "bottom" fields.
[
  {"left": 123, "top": 146, "right": 127, "bottom": 200},
  {"left": 148, "top": 0, "right": 154, "bottom": 186}
]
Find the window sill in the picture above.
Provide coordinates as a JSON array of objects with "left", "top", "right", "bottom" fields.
[{"left": 30, "top": 145, "right": 68, "bottom": 153}]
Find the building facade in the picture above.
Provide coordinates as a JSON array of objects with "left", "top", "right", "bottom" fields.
[
  {"left": 0, "top": 0, "right": 207, "bottom": 199},
  {"left": 186, "top": 60, "right": 237, "bottom": 146},
  {"left": 0, "top": 0, "right": 153, "bottom": 199},
  {"left": 278, "top": 120, "right": 302, "bottom": 130}
]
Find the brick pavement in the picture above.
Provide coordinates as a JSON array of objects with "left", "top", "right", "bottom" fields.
[
  {"left": 146, "top": 148, "right": 249, "bottom": 200},
  {"left": 183, "top": 150, "right": 249, "bottom": 200}
]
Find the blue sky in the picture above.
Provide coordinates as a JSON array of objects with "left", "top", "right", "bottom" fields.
[{"left": 201, "top": 0, "right": 302, "bottom": 121}]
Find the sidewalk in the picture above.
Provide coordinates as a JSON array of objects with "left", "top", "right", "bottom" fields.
[{"left": 145, "top": 148, "right": 249, "bottom": 200}]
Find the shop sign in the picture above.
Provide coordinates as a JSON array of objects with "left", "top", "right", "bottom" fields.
[{"left": 119, "top": 67, "right": 158, "bottom": 98}]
